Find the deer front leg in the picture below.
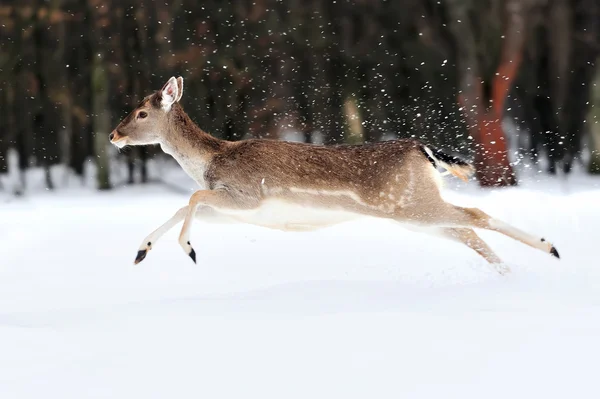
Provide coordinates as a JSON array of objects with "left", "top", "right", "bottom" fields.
[
  {"left": 178, "top": 189, "right": 258, "bottom": 263},
  {"left": 134, "top": 206, "right": 188, "bottom": 264},
  {"left": 134, "top": 205, "right": 239, "bottom": 265}
]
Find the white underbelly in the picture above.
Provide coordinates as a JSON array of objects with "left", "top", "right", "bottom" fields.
[{"left": 213, "top": 199, "right": 363, "bottom": 231}]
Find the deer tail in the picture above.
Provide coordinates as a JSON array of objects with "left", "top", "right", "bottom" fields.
[{"left": 419, "top": 144, "right": 475, "bottom": 182}]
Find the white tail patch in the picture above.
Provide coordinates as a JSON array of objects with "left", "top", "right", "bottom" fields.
[{"left": 428, "top": 161, "right": 445, "bottom": 189}]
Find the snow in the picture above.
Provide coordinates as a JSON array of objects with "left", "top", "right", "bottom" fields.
[{"left": 1, "top": 174, "right": 600, "bottom": 398}]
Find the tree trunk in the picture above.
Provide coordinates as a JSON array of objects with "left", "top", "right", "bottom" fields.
[
  {"left": 0, "top": 85, "right": 10, "bottom": 175},
  {"left": 89, "top": 0, "right": 112, "bottom": 190},
  {"left": 33, "top": 0, "right": 58, "bottom": 190},
  {"left": 447, "top": 0, "right": 520, "bottom": 187},
  {"left": 54, "top": 0, "right": 72, "bottom": 185},
  {"left": 473, "top": 114, "right": 516, "bottom": 185},
  {"left": 589, "top": 67, "right": 600, "bottom": 174},
  {"left": 67, "top": 0, "right": 92, "bottom": 181},
  {"left": 91, "top": 54, "right": 111, "bottom": 190},
  {"left": 590, "top": 124, "right": 600, "bottom": 175},
  {"left": 562, "top": 0, "right": 599, "bottom": 173}
]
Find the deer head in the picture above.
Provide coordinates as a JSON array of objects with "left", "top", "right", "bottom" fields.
[{"left": 109, "top": 76, "right": 184, "bottom": 148}]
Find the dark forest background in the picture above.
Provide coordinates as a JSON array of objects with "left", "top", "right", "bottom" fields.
[{"left": 1, "top": 0, "right": 599, "bottom": 193}]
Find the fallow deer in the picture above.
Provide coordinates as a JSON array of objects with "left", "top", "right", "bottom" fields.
[{"left": 110, "top": 76, "right": 560, "bottom": 274}]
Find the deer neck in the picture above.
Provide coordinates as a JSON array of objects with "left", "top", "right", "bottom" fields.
[{"left": 159, "top": 105, "right": 225, "bottom": 186}]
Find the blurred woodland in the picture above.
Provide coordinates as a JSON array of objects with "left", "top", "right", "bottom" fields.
[{"left": 1, "top": 0, "right": 600, "bottom": 192}]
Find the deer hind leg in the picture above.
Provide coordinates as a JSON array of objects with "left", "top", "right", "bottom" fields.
[
  {"left": 423, "top": 204, "right": 560, "bottom": 259},
  {"left": 179, "top": 189, "right": 259, "bottom": 263},
  {"left": 439, "top": 227, "right": 509, "bottom": 275}
]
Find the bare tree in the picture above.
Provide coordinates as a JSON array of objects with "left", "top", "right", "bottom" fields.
[
  {"left": 89, "top": 0, "right": 112, "bottom": 190},
  {"left": 445, "top": 0, "right": 538, "bottom": 186}
]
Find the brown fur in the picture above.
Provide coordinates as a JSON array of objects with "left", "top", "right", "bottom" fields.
[{"left": 207, "top": 139, "right": 429, "bottom": 209}]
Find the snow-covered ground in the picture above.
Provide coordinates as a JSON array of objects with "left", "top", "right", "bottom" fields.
[{"left": 1, "top": 172, "right": 600, "bottom": 398}]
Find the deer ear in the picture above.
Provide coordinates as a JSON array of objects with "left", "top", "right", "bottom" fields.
[
  {"left": 175, "top": 77, "right": 184, "bottom": 102},
  {"left": 160, "top": 77, "right": 179, "bottom": 111}
]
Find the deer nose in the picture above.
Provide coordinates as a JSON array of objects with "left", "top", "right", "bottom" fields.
[{"left": 109, "top": 131, "right": 115, "bottom": 141}]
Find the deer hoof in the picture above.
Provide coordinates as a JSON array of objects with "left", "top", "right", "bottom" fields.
[
  {"left": 180, "top": 239, "right": 197, "bottom": 264},
  {"left": 134, "top": 249, "right": 148, "bottom": 264}
]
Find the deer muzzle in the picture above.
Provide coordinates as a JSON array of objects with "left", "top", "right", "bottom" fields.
[{"left": 109, "top": 130, "right": 127, "bottom": 148}]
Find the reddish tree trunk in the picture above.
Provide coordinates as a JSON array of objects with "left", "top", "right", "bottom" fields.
[
  {"left": 448, "top": 0, "right": 529, "bottom": 187},
  {"left": 470, "top": 59, "right": 520, "bottom": 187},
  {"left": 471, "top": 50, "right": 522, "bottom": 185},
  {"left": 473, "top": 113, "right": 516, "bottom": 186},
  {"left": 459, "top": 83, "right": 517, "bottom": 187}
]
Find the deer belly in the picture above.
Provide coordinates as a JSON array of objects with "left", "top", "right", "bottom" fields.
[{"left": 217, "top": 199, "right": 361, "bottom": 231}]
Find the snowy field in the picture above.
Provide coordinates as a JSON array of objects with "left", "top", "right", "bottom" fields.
[{"left": 1, "top": 172, "right": 600, "bottom": 398}]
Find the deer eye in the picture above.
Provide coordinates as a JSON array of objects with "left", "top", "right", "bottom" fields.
[{"left": 138, "top": 111, "right": 148, "bottom": 119}]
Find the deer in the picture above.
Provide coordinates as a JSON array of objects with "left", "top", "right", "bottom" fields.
[{"left": 109, "top": 76, "right": 560, "bottom": 275}]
